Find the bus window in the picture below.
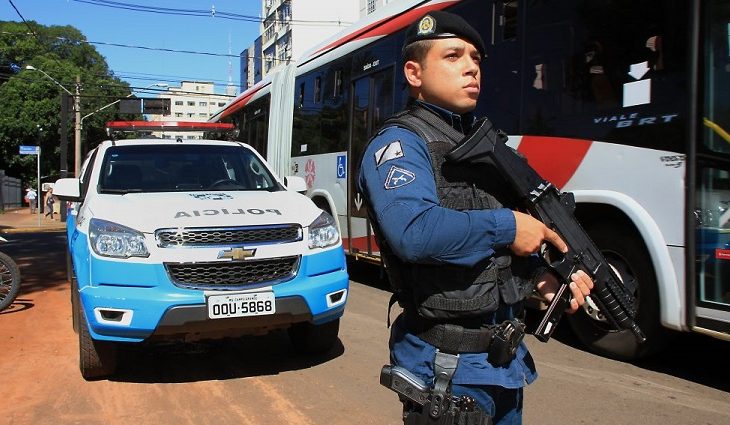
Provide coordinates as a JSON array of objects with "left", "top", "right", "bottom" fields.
[{"left": 702, "top": 1, "right": 730, "bottom": 156}]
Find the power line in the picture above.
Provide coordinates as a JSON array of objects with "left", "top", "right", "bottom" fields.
[
  {"left": 6, "top": 0, "right": 39, "bottom": 39},
  {"left": 70, "top": 0, "right": 352, "bottom": 26}
]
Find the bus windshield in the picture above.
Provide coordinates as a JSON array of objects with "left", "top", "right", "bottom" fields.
[{"left": 97, "top": 144, "right": 282, "bottom": 193}]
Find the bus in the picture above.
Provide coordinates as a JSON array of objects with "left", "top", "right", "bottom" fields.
[{"left": 211, "top": 0, "right": 730, "bottom": 360}]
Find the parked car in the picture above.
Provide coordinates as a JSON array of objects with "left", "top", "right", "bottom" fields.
[{"left": 53, "top": 122, "right": 349, "bottom": 379}]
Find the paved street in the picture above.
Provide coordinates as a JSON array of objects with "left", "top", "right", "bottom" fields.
[{"left": 1, "top": 227, "right": 729, "bottom": 424}]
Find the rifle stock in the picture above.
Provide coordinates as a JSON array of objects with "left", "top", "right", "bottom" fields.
[{"left": 446, "top": 118, "right": 645, "bottom": 343}]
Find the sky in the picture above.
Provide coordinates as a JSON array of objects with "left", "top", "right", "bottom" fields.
[{"left": 1, "top": 0, "right": 264, "bottom": 96}]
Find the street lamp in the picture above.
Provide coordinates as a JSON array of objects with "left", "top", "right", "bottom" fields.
[{"left": 25, "top": 65, "right": 81, "bottom": 178}]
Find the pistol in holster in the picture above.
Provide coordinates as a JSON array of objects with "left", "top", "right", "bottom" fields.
[{"left": 380, "top": 364, "right": 492, "bottom": 425}]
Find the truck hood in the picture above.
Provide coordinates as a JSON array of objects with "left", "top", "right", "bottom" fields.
[{"left": 86, "top": 191, "right": 321, "bottom": 232}]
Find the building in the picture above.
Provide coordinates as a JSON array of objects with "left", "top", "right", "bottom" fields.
[
  {"left": 148, "top": 81, "right": 234, "bottom": 139},
  {"left": 359, "top": 0, "right": 396, "bottom": 17},
  {"left": 240, "top": 0, "right": 360, "bottom": 91}
]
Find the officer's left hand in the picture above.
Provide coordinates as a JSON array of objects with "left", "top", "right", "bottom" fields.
[{"left": 536, "top": 270, "right": 594, "bottom": 313}]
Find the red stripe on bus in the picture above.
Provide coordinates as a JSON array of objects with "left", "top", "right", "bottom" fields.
[
  {"left": 343, "top": 235, "right": 380, "bottom": 253},
  {"left": 310, "top": 1, "right": 457, "bottom": 57},
  {"left": 516, "top": 136, "right": 592, "bottom": 189},
  {"left": 219, "top": 83, "right": 268, "bottom": 120}
]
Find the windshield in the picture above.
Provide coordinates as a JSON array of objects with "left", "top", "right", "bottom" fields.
[{"left": 97, "top": 144, "right": 283, "bottom": 193}]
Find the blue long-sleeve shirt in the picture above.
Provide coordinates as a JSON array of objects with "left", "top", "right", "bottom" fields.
[
  {"left": 357, "top": 103, "right": 516, "bottom": 268},
  {"left": 357, "top": 101, "right": 537, "bottom": 388}
]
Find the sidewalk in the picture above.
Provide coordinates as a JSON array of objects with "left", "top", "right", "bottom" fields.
[{"left": 0, "top": 207, "right": 67, "bottom": 233}]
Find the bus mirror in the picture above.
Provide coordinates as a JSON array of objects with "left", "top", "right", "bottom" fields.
[{"left": 283, "top": 176, "right": 307, "bottom": 193}]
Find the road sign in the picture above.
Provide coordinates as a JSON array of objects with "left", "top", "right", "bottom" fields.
[{"left": 19, "top": 145, "right": 39, "bottom": 155}]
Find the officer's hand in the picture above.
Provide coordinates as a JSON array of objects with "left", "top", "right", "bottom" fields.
[
  {"left": 510, "top": 211, "right": 567, "bottom": 256},
  {"left": 536, "top": 270, "right": 594, "bottom": 313}
]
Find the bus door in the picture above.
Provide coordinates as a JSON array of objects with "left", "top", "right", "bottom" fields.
[
  {"left": 347, "top": 68, "right": 394, "bottom": 257},
  {"left": 693, "top": 0, "right": 730, "bottom": 336}
]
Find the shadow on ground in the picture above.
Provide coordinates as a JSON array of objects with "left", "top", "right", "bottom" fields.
[
  {"left": 110, "top": 332, "right": 345, "bottom": 384},
  {"left": 0, "top": 231, "right": 68, "bottom": 297}
]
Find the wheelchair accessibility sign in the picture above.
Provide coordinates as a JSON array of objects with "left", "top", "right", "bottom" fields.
[{"left": 337, "top": 155, "right": 347, "bottom": 179}]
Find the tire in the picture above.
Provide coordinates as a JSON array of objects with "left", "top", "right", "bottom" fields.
[
  {"left": 567, "top": 221, "right": 668, "bottom": 361},
  {"left": 78, "top": 303, "right": 118, "bottom": 380},
  {"left": 288, "top": 318, "right": 340, "bottom": 354},
  {"left": 0, "top": 251, "right": 21, "bottom": 311},
  {"left": 71, "top": 279, "right": 80, "bottom": 334}
]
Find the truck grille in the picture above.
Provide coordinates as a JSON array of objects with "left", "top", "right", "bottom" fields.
[
  {"left": 165, "top": 256, "right": 300, "bottom": 290},
  {"left": 156, "top": 224, "right": 302, "bottom": 247}
]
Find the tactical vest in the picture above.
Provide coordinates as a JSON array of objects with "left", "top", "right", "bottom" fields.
[{"left": 367, "top": 105, "right": 535, "bottom": 324}]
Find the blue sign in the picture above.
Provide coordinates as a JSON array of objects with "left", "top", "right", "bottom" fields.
[
  {"left": 19, "top": 145, "right": 39, "bottom": 155},
  {"left": 337, "top": 155, "right": 347, "bottom": 179}
]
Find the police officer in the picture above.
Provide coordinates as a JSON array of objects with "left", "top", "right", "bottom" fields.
[{"left": 357, "top": 10, "right": 594, "bottom": 424}]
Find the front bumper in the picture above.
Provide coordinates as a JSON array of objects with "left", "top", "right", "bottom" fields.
[{"left": 78, "top": 247, "right": 349, "bottom": 343}]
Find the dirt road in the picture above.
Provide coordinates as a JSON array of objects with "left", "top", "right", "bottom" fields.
[{"left": 2, "top": 232, "right": 729, "bottom": 424}]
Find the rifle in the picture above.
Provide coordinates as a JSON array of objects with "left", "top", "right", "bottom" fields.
[{"left": 445, "top": 118, "right": 645, "bottom": 343}]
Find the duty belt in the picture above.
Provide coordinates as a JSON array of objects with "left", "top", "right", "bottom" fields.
[
  {"left": 404, "top": 313, "right": 526, "bottom": 364},
  {"left": 404, "top": 314, "right": 498, "bottom": 354}
]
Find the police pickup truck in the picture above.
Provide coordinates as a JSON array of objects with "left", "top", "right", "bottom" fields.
[{"left": 53, "top": 121, "right": 349, "bottom": 380}]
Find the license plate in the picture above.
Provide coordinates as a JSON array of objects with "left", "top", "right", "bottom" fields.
[{"left": 207, "top": 292, "right": 276, "bottom": 319}]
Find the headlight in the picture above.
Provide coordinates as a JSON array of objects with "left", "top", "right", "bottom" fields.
[
  {"left": 89, "top": 218, "right": 149, "bottom": 258},
  {"left": 308, "top": 211, "right": 340, "bottom": 249}
]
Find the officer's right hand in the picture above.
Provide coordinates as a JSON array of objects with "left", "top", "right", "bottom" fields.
[{"left": 510, "top": 211, "right": 567, "bottom": 256}]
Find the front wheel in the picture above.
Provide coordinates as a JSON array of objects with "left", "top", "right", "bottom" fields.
[
  {"left": 78, "top": 304, "right": 118, "bottom": 380},
  {"left": 567, "top": 222, "right": 669, "bottom": 360},
  {"left": 288, "top": 318, "right": 340, "bottom": 354},
  {"left": 0, "top": 251, "right": 21, "bottom": 311}
]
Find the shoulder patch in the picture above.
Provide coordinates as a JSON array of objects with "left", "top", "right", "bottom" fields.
[
  {"left": 384, "top": 166, "right": 416, "bottom": 190},
  {"left": 374, "top": 141, "right": 404, "bottom": 167}
]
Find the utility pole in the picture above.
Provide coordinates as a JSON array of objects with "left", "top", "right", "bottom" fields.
[
  {"left": 74, "top": 75, "right": 82, "bottom": 177},
  {"left": 60, "top": 92, "right": 69, "bottom": 222}
]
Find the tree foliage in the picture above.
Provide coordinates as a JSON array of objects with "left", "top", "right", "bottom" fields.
[{"left": 0, "top": 20, "right": 141, "bottom": 187}]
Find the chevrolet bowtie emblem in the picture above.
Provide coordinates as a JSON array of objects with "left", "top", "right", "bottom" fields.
[{"left": 218, "top": 247, "right": 257, "bottom": 260}]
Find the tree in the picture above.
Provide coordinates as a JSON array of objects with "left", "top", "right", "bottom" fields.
[{"left": 0, "top": 20, "right": 141, "bottom": 186}]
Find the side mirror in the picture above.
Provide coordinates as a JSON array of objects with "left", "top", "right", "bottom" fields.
[
  {"left": 283, "top": 176, "right": 307, "bottom": 194},
  {"left": 53, "top": 178, "right": 82, "bottom": 202}
]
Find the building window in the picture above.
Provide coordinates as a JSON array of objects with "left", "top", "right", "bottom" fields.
[
  {"left": 367, "top": 0, "right": 376, "bottom": 14},
  {"left": 199, "top": 113, "right": 207, "bottom": 117},
  {"left": 187, "top": 101, "right": 195, "bottom": 106},
  {"left": 187, "top": 113, "right": 195, "bottom": 118},
  {"left": 314, "top": 76, "right": 321, "bottom": 103},
  {"left": 218, "top": 102, "right": 226, "bottom": 107},
  {"left": 174, "top": 100, "right": 183, "bottom": 106},
  {"left": 199, "top": 101, "right": 207, "bottom": 106},
  {"left": 299, "top": 82, "right": 305, "bottom": 108},
  {"left": 334, "top": 69, "right": 343, "bottom": 97},
  {"left": 175, "top": 112, "right": 183, "bottom": 117}
]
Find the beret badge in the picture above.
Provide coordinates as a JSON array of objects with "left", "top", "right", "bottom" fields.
[{"left": 417, "top": 15, "right": 435, "bottom": 36}]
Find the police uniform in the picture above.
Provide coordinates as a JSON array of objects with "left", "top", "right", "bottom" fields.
[{"left": 357, "top": 11, "right": 543, "bottom": 424}]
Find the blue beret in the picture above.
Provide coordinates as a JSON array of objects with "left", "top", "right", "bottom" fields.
[{"left": 403, "top": 10, "right": 486, "bottom": 56}]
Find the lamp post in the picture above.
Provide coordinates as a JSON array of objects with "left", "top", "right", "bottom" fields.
[{"left": 25, "top": 65, "right": 81, "bottom": 177}]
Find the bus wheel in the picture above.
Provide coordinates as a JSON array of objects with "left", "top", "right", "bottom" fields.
[{"left": 567, "top": 222, "right": 668, "bottom": 361}]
